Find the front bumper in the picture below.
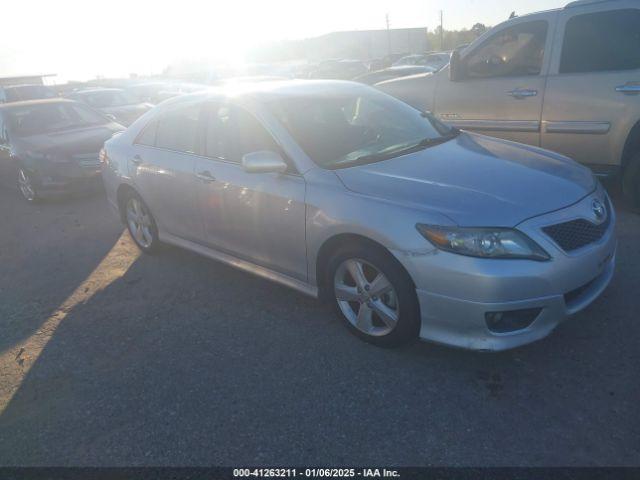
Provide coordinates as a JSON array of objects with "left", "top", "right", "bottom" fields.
[
  {"left": 393, "top": 188, "right": 617, "bottom": 351},
  {"left": 30, "top": 161, "right": 103, "bottom": 196},
  {"left": 413, "top": 250, "right": 615, "bottom": 351}
]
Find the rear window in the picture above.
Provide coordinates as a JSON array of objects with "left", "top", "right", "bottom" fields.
[{"left": 560, "top": 9, "right": 640, "bottom": 74}]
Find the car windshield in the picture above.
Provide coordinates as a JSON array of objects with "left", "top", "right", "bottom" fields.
[
  {"left": 5, "top": 102, "right": 109, "bottom": 136},
  {"left": 268, "top": 90, "right": 457, "bottom": 169},
  {"left": 81, "top": 90, "right": 138, "bottom": 108}
]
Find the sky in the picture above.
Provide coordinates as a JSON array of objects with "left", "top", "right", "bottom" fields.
[{"left": 0, "top": 0, "right": 567, "bottom": 82}]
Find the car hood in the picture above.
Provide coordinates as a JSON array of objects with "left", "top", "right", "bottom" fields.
[
  {"left": 13, "top": 123, "right": 125, "bottom": 157},
  {"left": 333, "top": 132, "right": 596, "bottom": 227}
]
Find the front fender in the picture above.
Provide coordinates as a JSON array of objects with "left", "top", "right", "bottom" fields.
[{"left": 304, "top": 169, "right": 453, "bottom": 287}]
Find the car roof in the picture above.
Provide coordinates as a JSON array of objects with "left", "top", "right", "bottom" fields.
[
  {"left": 0, "top": 98, "right": 75, "bottom": 110},
  {"left": 178, "top": 79, "right": 373, "bottom": 103}
]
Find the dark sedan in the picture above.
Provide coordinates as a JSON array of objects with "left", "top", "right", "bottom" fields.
[
  {"left": 68, "top": 88, "right": 152, "bottom": 126},
  {"left": 0, "top": 99, "right": 124, "bottom": 202}
]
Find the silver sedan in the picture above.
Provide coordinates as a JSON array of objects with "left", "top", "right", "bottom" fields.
[{"left": 100, "top": 80, "right": 616, "bottom": 350}]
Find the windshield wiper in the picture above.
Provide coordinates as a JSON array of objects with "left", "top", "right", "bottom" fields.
[{"left": 344, "top": 131, "right": 461, "bottom": 168}]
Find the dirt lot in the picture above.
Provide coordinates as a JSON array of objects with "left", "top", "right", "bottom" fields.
[{"left": 0, "top": 181, "right": 639, "bottom": 466}]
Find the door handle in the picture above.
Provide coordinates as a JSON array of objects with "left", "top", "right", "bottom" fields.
[
  {"left": 131, "top": 154, "right": 143, "bottom": 165},
  {"left": 508, "top": 89, "right": 538, "bottom": 99},
  {"left": 615, "top": 83, "right": 640, "bottom": 95},
  {"left": 196, "top": 170, "right": 216, "bottom": 183}
]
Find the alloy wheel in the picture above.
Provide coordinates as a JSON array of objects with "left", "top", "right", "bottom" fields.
[
  {"left": 334, "top": 258, "right": 400, "bottom": 336},
  {"left": 126, "top": 197, "right": 154, "bottom": 249}
]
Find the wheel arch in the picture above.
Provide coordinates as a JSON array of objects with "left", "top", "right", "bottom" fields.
[
  {"left": 116, "top": 183, "right": 140, "bottom": 223},
  {"left": 314, "top": 233, "right": 415, "bottom": 301},
  {"left": 622, "top": 119, "right": 640, "bottom": 171}
]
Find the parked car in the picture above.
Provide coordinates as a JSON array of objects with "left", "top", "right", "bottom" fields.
[
  {"left": 0, "top": 99, "right": 124, "bottom": 202},
  {"left": 393, "top": 53, "right": 451, "bottom": 71},
  {"left": 369, "top": 53, "right": 410, "bottom": 71},
  {"left": 152, "top": 82, "right": 209, "bottom": 104},
  {"left": 0, "top": 84, "right": 58, "bottom": 103},
  {"left": 125, "top": 82, "right": 173, "bottom": 105},
  {"left": 376, "top": 0, "right": 640, "bottom": 206},
  {"left": 68, "top": 88, "right": 152, "bottom": 126},
  {"left": 309, "top": 60, "right": 369, "bottom": 80},
  {"left": 101, "top": 80, "right": 615, "bottom": 351},
  {"left": 354, "top": 66, "right": 437, "bottom": 86}
]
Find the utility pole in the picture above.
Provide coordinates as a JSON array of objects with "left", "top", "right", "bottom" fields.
[
  {"left": 386, "top": 13, "right": 391, "bottom": 56},
  {"left": 440, "top": 10, "right": 444, "bottom": 51}
]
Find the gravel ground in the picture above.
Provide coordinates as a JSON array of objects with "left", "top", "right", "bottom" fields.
[{"left": 0, "top": 181, "right": 638, "bottom": 467}]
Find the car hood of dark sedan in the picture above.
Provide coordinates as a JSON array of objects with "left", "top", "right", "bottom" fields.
[
  {"left": 334, "top": 132, "right": 596, "bottom": 227},
  {"left": 13, "top": 123, "right": 124, "bottom": 157}
]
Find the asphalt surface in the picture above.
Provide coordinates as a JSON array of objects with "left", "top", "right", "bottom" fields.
[{"left": 0, "top": 181, "right": 639, "bottom": 467}]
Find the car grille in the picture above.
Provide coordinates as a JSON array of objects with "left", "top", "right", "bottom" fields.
[{"left": 542, "top": 200, "right": 611, "bottom": 252}]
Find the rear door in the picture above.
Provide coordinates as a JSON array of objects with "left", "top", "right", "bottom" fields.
[
  {"left": 434, "top": 13, "right": 555, "bottom": 145},
  {"left": 541, "top": 3, "right": 640, "bottom": 172},
  {"left": 129, "top": 102, "right": 204, "bottom": 242}
]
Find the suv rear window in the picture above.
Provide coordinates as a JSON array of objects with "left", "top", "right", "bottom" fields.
[{"left": 560, "top": 9, "right": 640, "bottom": 74}]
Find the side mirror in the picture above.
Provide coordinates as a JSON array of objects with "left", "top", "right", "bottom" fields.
[
  {"left": 241, "top": 150, "right": 288, "bottom": 174},
  {"left": 449, "top": 49, "right": 465, "bottom": 82}
]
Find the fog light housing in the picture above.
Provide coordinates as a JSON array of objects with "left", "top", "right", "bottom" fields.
[{"left": 485, "top": 308, "right": 542, "bottom": 333}]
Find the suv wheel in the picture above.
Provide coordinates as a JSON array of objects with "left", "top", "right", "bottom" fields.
[
  {"left": 327, "top": 243, "right": 420, "bottom": 347},
  {"left": 123, "top": 192, "right": 160, "bottom": 253}
]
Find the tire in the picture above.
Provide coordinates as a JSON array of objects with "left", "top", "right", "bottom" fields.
[
  {"left": 622, "top": 151, "right": 640, "bottom": 210},
  {"left": 122, "top": 191, "right": 160, "bottom": 253},
  {"left": 17, "top": 167, "right": 41, "bottom": 204},
  {"left": 326, "top": 242, "right": 420, "bottom": 347}
]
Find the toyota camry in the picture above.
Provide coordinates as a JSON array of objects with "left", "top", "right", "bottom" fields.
[{"left": 100, "top": 80, "right": 616, "bottom": 350}]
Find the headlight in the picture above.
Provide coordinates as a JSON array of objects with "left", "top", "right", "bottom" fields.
[{"left": 416, "top": 224, "right": 550, "bottom": 261}]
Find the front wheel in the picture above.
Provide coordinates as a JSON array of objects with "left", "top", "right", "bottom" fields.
[
  {"left": 327, "top": 244, "right": 420, "bottom": 347},
  {"left": 124, "top": 192, "right": 160, "bottom": 253}
]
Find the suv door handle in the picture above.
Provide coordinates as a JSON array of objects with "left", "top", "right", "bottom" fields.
[
  {"left": 131, "top": 154, "right": 143, "bottom": 165},
  {"left": 508, "top": 88, "right": 538, "bottom": 99},
  {"left": 196, "top": 170, "right": 216, "bottom": 183},
  {"left": 615, "top": 83, "right": 640, "bottom": 95}
]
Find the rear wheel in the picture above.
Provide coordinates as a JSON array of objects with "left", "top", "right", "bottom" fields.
[
  {"left": 327, "top": 243, "right": 420, "bottom": 347},
  {"left": 622, "top": 151, "right": 640, "bottom": 209},
  {"left": 123, "top": 192, "right": 160, "bottom": 253},
  {"left": 17, "top": 168, "right": 40, "bottom": 203}
]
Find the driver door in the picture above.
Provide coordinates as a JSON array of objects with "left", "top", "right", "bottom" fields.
[
  {"left": 434, "top": 13, "right": 556, "bottom": 146},
  {"left": 194, "top": 103, "right": 308, "bottom": 281}
]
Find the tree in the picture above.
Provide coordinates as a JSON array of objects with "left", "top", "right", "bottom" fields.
[{"left": 471, "top": 23, "right": 487, "bottom": 37}]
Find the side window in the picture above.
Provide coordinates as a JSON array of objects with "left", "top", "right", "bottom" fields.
[
  {"left": 560, "top": 9, "right": 640, "bottom": 74},
  {"left": 204, "top": 104, "right": 280, "bottom": 163},
  {"left": 136, "top": 119, "right": 158, "bottom": 146},
  {"left": 204, "top": 104, "right": 232, "bottom": 159},
  {"left": 155, "top": 104, "right": 201, "bottom": 154},
  {"left": 465, "top": 21, "right": 548, "bottom": 79}
]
